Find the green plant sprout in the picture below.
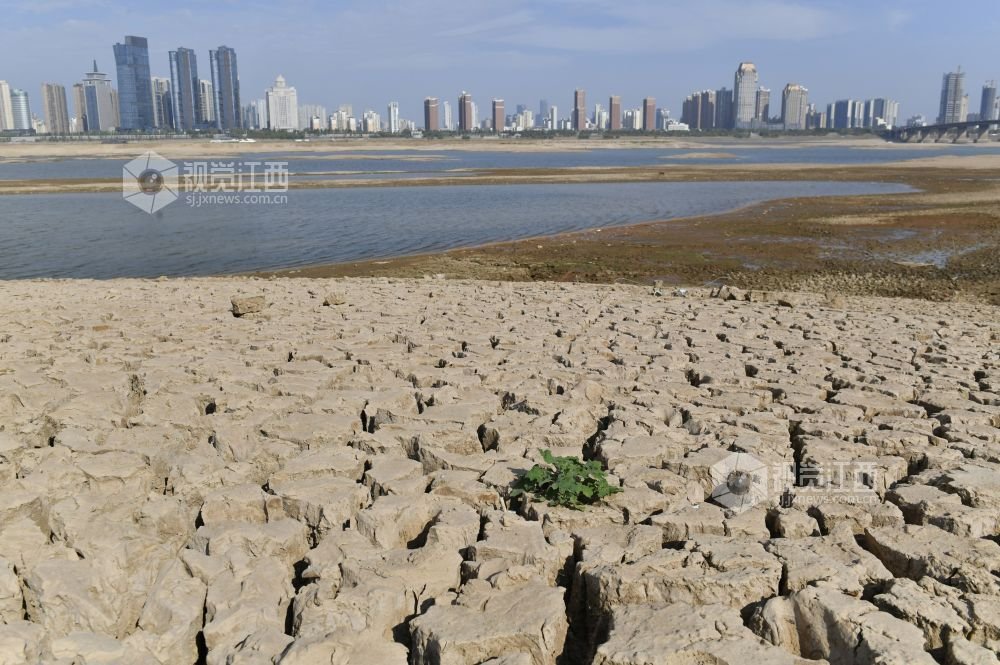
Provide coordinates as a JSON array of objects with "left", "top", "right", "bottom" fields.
[{"left": 510, "top": 449, "right": 622, "bottom": 510}]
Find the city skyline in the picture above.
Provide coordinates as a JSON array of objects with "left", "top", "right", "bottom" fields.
[
  {"left": 3, "top": 0, "right": 1000, "bottom": 127},
  {"left": 3, "top": 44, "right": 996, "bottom": 134}
]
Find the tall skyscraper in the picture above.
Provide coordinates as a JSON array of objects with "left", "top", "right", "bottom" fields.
[
  {"left": 113, "top": 35, "right": 155, "bottom": 130},
  {"left": 387, "top": 101, "right": 400, "bottom": 133},
  {"left": 458, "top": 92, "right": 473, "bottom": 132},
  {"left": 781, "top": 84, "right": 808, "bottom": 131},
  {"left": 199, "top": 80, "right": 215, "bottom": 124},
  {"left": 715, "top": 87, "right": 733, "bottom": 129},
  {"left": 572, "top": 89, "right": 586, "bottom": 131},
  {"left": 608, "top": 96, "right": 622, "bottom": 131},
  {"left": 168, "top": 47, "right": 200, "bottom": 130},
  {"left": 40, "top": 83, "right": 69, "bottom": 134},
  {"left": 78, "top": 61, "right": 119, "bottom": 132},
  {"left": 980, "top": 82, "right": 998, "bottom": 122},
  {"left": 491, "top": 99, "right": 504, "bottom": 133},
  {"left": 423, "top": 97, "right": 439, "bottom": 131},
  {"left": 0, "top": 81, "right": 13, "bottom": 131},
  {"left": 71, "top": 84, "right": 86, "bottom": 132},
  {"left": 699, "top": 90, "right": 716, "bottom": 130},
  {"left": 641, "top": 97, "right": 656, "bottom": 131},
  {"left": 755, "top": 88, "right": 770, "bottom": 124},
  {"left": 442, "top": 100, "right": 453, "bottom": 131},
  {"left": 209, "top": 45, "right": 241, "bottom": 130},
  {"left": 151, "top": 77, "right": 172, "bottom": 129},
  {"left": 733, "top": 62, "right": 758, "bottom": 129},
  {"left": 938, "top": 69, "right": 967, "bottom": 124},
  {"left": 548, "top": 105, "right": 558, "bottom": 130},
  {"left": 681, "top": 94, "right": 699, "bottom": 129},
  {"left": 9, "top": 89, "right": 30, "bottom": 130},
  {"left": 265, "top": 75, "right": 298, "bottom": 130}
]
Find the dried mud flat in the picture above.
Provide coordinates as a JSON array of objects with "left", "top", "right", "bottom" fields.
[{"left": 0, "top": 277, "right": 999, "bottom": 665}]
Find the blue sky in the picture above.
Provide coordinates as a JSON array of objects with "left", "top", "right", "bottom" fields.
[{"left": 2, "top": 0, "right": 998, "bottom": 123}]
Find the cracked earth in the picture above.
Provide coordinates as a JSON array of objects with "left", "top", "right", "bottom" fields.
[{"left": 0, "top": 278, "right": 998, "bottom": 665}]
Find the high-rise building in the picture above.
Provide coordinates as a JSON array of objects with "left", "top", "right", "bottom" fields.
[
  {"left": 547, "top": 105, "right": 558, "bottom": 130},
  {"left": 755, "top": 87, "right": 770, "bottom": 124},
  {"left": 781, "top": 84, "right": 808, "bottom": 131},
  {"left": 868, "top": 98, "right": 899, "bottom": 128},
  {"left": 362, "top": 109, "right": 381, "bottom": 133},
  {"left": 938, "top": 69, "right": 967, "bottom": 124},
  {"left": 715, "top": 87, "right": 733, "bottom": 130},
  {"left": 151, "top": 77, "right": 172, "bottom": 129},
  {"left": 980, "top": 81, "right": 998, "bottom": 122},
  {"left": 387, "top": 101, "right": 400, "bottom": 133},
  {"left": 623, "top": 108, "right": 642, "bottom": 131},
  {"left": 608, "top": 95, "right": 622, "bottom": 131},
  {"left": 265, "top": 75, "right": 298, "bottom": 130},
  {"left": 209, "top": 45, "right": 241, "bottom": 130},
  {"left": 537, "top": 99, "right": 549, "bottom": 128},
  {"left": 733, "top": 62, "right": 759, "bottom": 129},
  {"left": 572, "top": 89, "right": 586, "bottom": 131},
  {"left": 168, "top": 48, "right": 200, "bottom": 130},
  {"left": 806, "top": 105, "right": 826, "bottom": 130},
  {"left": 852, "top": 102, "right": 865, "bottom": 129},
  {"left": 491, "top": 99, "right": 504, "bottom": 133},
  {"left": 78, "top": 60, "right": 118, "bottom": 132},
  {"left": 832, "top": 99, "right": 857, "bottom": 129},
  {"left": 199, "top": 80, "right": 215, "bottom": 124},
  {"left": 113, "top": 35, "right": 155, "bottom": 130},
  {"left": 423, "top": 97, "right": 439, "bottom": 131},
  {"left": 0, "top": 81, "right": 13, "bottom": 131},
  {"left": 297, "top": 104, "right": 327, "bottom": 131},
  {"left": 641, "top": 97, "right": 656, "bottom": 132},
  {"left": 593, "top": 103, "right": 606, "bottom": 130},
  {"left": 458, "top": 92, "right": 473, "bottom": 132},
  {"left": 683, "top": 90, "right": 716, "bottom": 130},
  {"left": 699, "top": 90, "right": 716, "bottom": 130},
  {"left": 40, "top": 83, "right": 69, "bottom": 134},
  {"left": 71, "top": 83, "right": 86, "bottom": 132},
  {"left": 442, "top": 100, "right": 453, "bottom": 131},
  {"left": 9, "top": 88, "right": 31, "bottom": 130},
  {"left": 681, "top": 95, "right": 698, "bottom": 128},
  {"left": 242, "top": 98, "right": 267, "bottom": 129},
  {"left": 515, "top": 108, "right": 533, "bottom": 131}
]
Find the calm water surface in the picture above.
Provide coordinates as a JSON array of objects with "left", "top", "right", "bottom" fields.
[
  {"left": 0, "top": 180, "right": 913, "bottom": 279},
  {"left": 1, "top": 145, "right": 999, "bottom": 180}
]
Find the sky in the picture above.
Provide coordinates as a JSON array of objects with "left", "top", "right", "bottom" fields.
[{"left": 2, "top": 0, "right": 999, "bottom": 123}]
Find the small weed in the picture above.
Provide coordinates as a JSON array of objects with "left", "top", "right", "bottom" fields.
[{"left": 511, "top": 449, "right": 621, "bottom": 510}]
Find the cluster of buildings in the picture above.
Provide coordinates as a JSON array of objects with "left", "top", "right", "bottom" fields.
[
  {"left": 932, "top": 69, "right": 998, "bottom": 125},
  {"left": 679, "top": 63, "right": 900, "bottom": 132},
  {"left": 418, "top": 91, "right": 686, "bottom": 134},
  {"left": 3, "top": 44, "right": 1000, "bottom": 137}
]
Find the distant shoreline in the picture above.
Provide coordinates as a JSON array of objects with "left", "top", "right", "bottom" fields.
[{"left": 2, "top": 133, "right": 998, "bottom": 163}]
